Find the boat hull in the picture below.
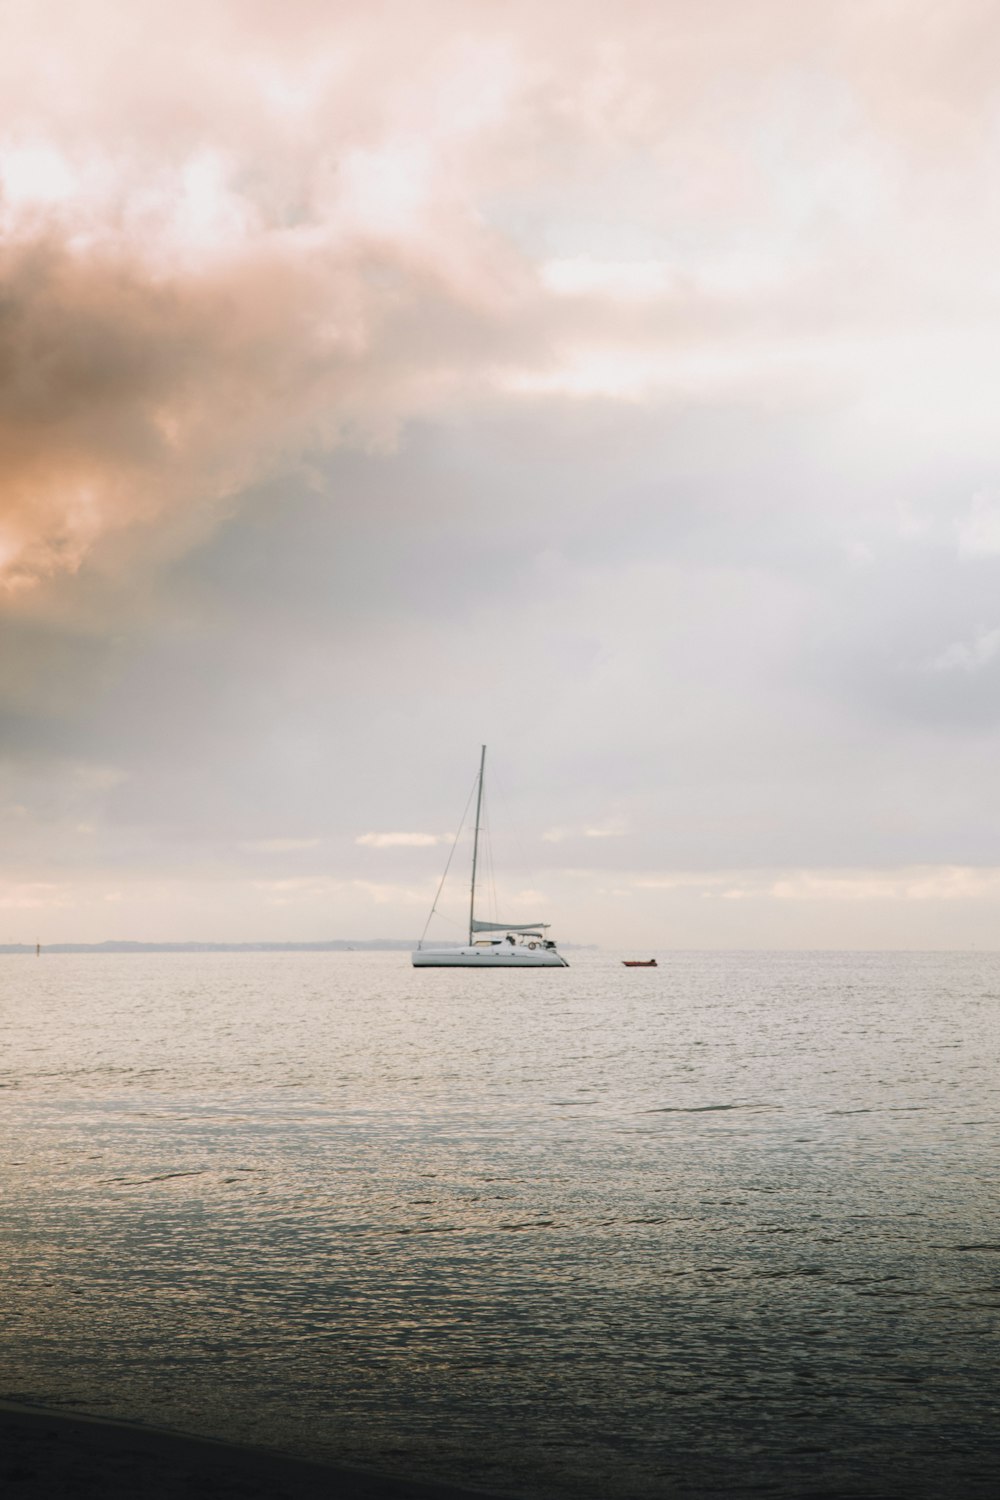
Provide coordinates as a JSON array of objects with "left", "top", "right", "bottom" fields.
[{"left": 413, "top": 945, "right": 568, "bottom": 968}]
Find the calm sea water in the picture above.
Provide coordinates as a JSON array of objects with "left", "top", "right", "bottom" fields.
[{"left": 1, "top": 950, "right": 998, "bottom": 1498}]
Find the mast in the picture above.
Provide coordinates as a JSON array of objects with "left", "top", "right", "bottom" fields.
[{"left": 468, "top": 744, "right": 486, "bottom": 944}]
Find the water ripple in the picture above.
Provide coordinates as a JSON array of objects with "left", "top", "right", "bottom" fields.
[{"left": 2, "top": 948, "right": 999, "bottom": 1499}]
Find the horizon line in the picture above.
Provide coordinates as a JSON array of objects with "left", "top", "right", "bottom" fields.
[{"left": 3, "top": 941, "right": 997, "bottom": 956}]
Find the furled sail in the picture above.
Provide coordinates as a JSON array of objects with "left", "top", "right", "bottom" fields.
[{"left": 471, "top": 919, "right": 549, "bottom": 934}]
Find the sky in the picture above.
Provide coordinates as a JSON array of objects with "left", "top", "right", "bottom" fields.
[{"left": 4, "top": 0, "right": 1000, "bottom": 948}]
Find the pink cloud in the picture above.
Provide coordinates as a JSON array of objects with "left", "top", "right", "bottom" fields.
[{"left": 2, "top": 1, "right": 998, "bottom": 594}]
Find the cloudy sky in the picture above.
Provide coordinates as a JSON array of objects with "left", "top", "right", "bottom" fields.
[{"left": 4, "top": 0, "right": 1000, "bottom": 947}]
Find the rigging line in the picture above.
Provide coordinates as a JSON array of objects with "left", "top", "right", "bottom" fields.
[
  {"left": 473, "top": 782, "right": 483, "bottom": 920},
  {"left": 418, "top": 771, "right": 479, "bottom": 948}
]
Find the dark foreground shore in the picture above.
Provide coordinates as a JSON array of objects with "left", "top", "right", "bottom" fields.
[{"left": 0, "top": 1403, "right": 509, "bottom": 1500}]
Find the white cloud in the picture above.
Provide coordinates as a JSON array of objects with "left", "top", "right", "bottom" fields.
[
  {"left": 250, "top": 874, "right": 427, "bottom": 907},
  {"left": 633, "top": 873, "right": 732, "bottom": 892},
  {"left": 350, "top": 879, "right": 429, "bottom": 905},
  {"left": 957, "top": 490, "right": 1000, "bottom": 557},
  {"left": 0, "top": 881, "right": 72, "bottom": 909},
  {"left": 356, "top": 831, "right": 447, "bottom": 848},
  {"left": 239, "top": 837, "right": 321, "bottom": 852},
  {"left": 543, "top": 820, "right": 626, "bottom": 843},
  {"left": 764, "top": 867, "right": 1000, "bottom": 902},
  {"left": 926, "top": 626, "right": 1000, "bottom": 674},
  {"left": 627, "top": 866, "right": 1000, "bottom": 904},
  {"left": 540, "top": 257, "right": 671, "bottom": 300}
]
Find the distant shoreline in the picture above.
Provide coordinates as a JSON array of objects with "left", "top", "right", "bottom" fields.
[
  {"left": 0, "top": 939, "right": 417, "bottom": 954},
  {"left": 2, "top": 940, "right": 597, "bottom": 954}
]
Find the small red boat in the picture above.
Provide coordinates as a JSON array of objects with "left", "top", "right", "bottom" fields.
[{"left": 622, "top": 958, "right": 657, "bottom": 967}]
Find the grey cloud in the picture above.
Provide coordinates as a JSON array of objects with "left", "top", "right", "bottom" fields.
[
  {"left": 5, "top": 3, "right": 1000, "bottom": 942},
  {"left": 5, "top": 394, "right": 995, "bottom": 881}
]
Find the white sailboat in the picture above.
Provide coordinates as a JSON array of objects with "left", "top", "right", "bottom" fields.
[{"left": 412, "top": 746, "right": 569, "bottom": 968}]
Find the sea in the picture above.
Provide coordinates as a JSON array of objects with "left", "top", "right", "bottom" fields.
[{"left": 1, "top": 949, "right": 998, "bottom": 1498}]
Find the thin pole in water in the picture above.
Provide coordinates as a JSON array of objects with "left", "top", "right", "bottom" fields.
[{"left": 468, "top": 745, "right": 486, "bottom": 945}]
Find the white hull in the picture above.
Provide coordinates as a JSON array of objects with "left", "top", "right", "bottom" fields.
[{"left": 413, "top": 945, "right": 568, "bottom": 968}]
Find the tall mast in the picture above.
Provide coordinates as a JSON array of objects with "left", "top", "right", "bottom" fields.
[{"left": 468, "top": 744, "right": 486, "bottom": 944}]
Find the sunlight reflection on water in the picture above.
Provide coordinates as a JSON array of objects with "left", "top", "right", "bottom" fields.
[{"left": 2, "top": 950, "right": 999, "bottom": 1497}]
